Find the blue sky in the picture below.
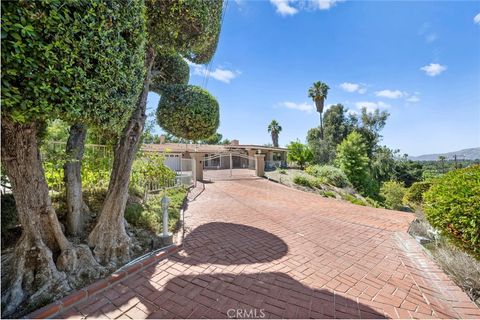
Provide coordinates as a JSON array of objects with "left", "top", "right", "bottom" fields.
[{"left": 148, "top": 0, "right": 480, "bottom": 156}]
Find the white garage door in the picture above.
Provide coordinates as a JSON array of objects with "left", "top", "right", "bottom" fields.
[{"left": 164, "top": 154, "right": 181, "bottom": 171}]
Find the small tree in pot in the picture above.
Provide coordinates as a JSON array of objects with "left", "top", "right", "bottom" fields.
[{"left": 308, "top": 81, "right": 330, "bottom": 139}]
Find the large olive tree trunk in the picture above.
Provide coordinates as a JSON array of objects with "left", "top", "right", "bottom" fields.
[
  {"left": 1, "top": 119, "right": 104, "bottom": 318},
  {"left": 88, "top": 47, "right": 156, "bottom": 267},
  {"left": 64, "top": 123, "right": 88, "bottom": 236}
]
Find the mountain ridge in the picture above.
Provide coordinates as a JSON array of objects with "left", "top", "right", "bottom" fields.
[{"left": 409, "top": 147, "right": 480, "bottom": 161}]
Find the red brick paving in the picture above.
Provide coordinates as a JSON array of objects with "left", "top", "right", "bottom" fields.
[{"left": 55, "top": 170, "right": 479, "bottom": 319}]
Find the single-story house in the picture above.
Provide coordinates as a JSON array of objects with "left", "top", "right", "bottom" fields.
[{"left": 141, "top": 138, "right": 288, "bottom": 172}]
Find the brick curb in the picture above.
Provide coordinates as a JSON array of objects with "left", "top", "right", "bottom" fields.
[{"left": 27, "top": 244, "right": 182, "bottom": 319}]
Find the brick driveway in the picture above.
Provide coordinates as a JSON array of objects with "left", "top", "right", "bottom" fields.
[{"left": 59, "top": 171, "right": 479, "bottom": 319}]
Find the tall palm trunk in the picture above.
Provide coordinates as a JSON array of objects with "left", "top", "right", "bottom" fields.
[{"left": 319, "top": 112, "right": 324, "bottom": 140}]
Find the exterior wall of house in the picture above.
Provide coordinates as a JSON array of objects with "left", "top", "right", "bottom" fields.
[{"left": 156, "top": 145, "right": 288, "bottom": 172}]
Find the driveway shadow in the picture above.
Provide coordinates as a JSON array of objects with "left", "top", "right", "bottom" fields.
[
  {"left": 69, "top": 272, "right": 385, "bottom": 319},
  {"left": 59, "top": 224, "right": 384, "bottom": 319},
  {"left": 174, "top": 222, "right": 289, "bottom": 265}
]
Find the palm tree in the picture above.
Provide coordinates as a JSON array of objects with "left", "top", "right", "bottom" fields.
[
  {"left": 268, "top": 120, "right": 282, "bottom": 147},
  {"left": 308, "top": 81, "right": 330, "bottom": 139}
]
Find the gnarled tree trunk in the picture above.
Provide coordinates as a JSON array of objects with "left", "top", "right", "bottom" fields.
[
  {"left": 64, "top": 123, "right": 88, "bottom": 236},
  {"left": 1, "top": 119, "right": 105, "bottom": 318},
  {"left": 88, "top": 47, "right": 156, "bottom": 267}
]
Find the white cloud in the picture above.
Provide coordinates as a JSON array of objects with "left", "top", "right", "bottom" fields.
[
  {"left": 270, "top": 0, "right": 344, "bottom": 16},
  {"left": 279, "top": 101, "right": 314, "bottom": 113},
  {"left": 474, "top": 13, "right": 480, "bottom": 25},
  {"left": 188, "top": 61, "right": 241, "bottom": 83},
  {"left": 375, "top": 89, "right": 405, "bottom": 99},
  {"left": 310, "top": 0, "right": 344, "bottom": 10},
  {"left": 420, "top": 63, "right": 447, "bottom": 76},
  {"left": 355, "top": 101, "right": 390, "bottom": 112},
  {"left": 346, "top": 109, "right": 358, "bottom": 116},
  {"left": 406, "top": 95, "right": 420, "bottom": 103},
  {"left": 270, "top": 0, "right": 298, "bottom": 16},
  {"left": 339, "top": 82, "right": 367, "bottom": 94}
]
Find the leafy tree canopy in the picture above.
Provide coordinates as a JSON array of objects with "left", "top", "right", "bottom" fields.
[
  {"left": 1, "top": 0, "right": 146, "bottom": 131},
  {"left": 157, "top": 85, "right": 219, "bottom": 140},
  {"left": 287, "top": 141, "right": 313, "bottom": 169}
]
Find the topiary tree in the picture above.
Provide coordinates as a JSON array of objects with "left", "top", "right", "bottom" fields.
[
  {"left": 1, "top": 0, "right": 146, "bottom": 316},
  {"left": 88, "top": 0, "right": 224, "bottom": 266},
  {"left": 150, "top": 50, "right": 190, "bottom": 94},
  {"left": 157, "top": 85, "right": 220, "bottom": 140},
  {"left": 423, "top": 166, "right": 480, "bottom": 258}
]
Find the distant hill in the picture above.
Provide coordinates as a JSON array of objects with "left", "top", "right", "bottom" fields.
[{"left": 409, "top": 147, "right": 480, "bottom": 161}]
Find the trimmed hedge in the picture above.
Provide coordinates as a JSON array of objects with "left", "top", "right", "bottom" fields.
[
  {"left": 403, "top": 181, "right": 432, "bottom": 208},
  {"left": 157, "top": 85, "right": 219, "bottom": 140},
  {"left": 305, "top": 165, "right": 350, "bottom": 188},
  {"left": 423, "top": 166, "right": 480, "bottom": 258}
]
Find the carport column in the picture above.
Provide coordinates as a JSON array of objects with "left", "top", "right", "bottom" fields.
[
  {"left": 191, "top": 153, "right": 205, "bottom": 183},
  {"left": 247, "top": 149, "right": 256, "bottom": 168},
  {"left": 229, "top": 152, "right": 233, "bottom": 177},
  {"left": 254, "top": 154, "right": 265, "bottom": 177}
]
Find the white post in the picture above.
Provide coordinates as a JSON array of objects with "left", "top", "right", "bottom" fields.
[
  {"left": 192, "top": 158, "right": 196, "bottom": 187},
  {"left": 161, "top": 195, "right": 170, "bottom": 238},
  {"left": 229, "top": 152, "right": 233, "bottom": 177}
]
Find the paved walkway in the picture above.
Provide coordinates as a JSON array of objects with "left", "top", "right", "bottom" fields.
[{"left": 58, "top": 172, "right": 479, "bottom": 319}]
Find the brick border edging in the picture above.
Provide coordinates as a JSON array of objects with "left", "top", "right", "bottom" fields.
[{"left": 27, "top": 244, "right": 182, "bottom": 319}]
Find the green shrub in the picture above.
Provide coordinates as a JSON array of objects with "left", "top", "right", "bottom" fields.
[
  {"left": 365, "top": 197, "right": 382, "bottom": 208},
  {"left": 335, "top": 132, "right": 374, "bottom": 196},
  {"left": 342, "top": 193, "right": 367, "bottom": 206},
  {"left": 277, "top": 168, "right": 287, "bottom": 174},
  {"left": 380, "top": 181, "right": 407, "bottom": 210},
  {"left": 403, "top": 181, "right": 433, "bottom": 208},
  {"left": 125, "top": 187, "right": 187, "bottom": 233},
  {"left": 321, "top": 190, "right": 336, "bottom": 198},
  {"left": 423, "top": 166, "right": 480, "bottom": 258},
  {"left": 293, "top": 175, "right": 312, "bottom": 188},
  {"left": 305, "top": 165, "right": 350, "bottom": 188}
]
